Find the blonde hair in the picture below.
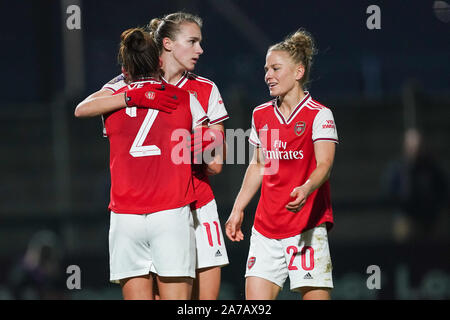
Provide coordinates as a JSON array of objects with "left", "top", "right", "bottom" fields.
[
  {"left": 269, "top": 29, "right": 316, "bottom": 88},
  {"left": 148, "top": 12, "right": 203, "bottom": 52}
]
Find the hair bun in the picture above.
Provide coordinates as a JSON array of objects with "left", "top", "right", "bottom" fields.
[
  {"left": 118, "top": 27, "right": 159, "bottom": 81},
  {"left": 122, "top": 29, "right": 148, "bottom": 53},
  {"left": 289, "top": 30, "right": 316, "bottom": 63}
]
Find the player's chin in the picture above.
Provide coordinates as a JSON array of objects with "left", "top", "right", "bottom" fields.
[
  {"left": 185, "top": 62, "right": 196, "bottom": 71},
  {"left": 268, "top": 88, "right": 281, "bottom": 97}
]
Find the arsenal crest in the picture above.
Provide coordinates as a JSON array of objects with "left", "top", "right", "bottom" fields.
[
  {"left": 248, "top": 256, "right": 256, "bottom": 269},
  {"left": 145, "top": 91, "right": 156, "bottom": 100},
  {"left": 295, "top": 121, "right": 306, "bottom": 136}
]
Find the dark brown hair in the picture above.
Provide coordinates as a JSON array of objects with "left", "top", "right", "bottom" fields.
[
  {"left": 118, "top": 28, "right": 160, "bottom": 81},
  {"left": 148, "top": 12, "right": 203, "bottom": 52}
]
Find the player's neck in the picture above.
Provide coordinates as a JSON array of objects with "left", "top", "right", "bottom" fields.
[
  {"left": 163, "top": 69, "right": 186, "bottom": 85},
  {"left": 161, "top": 55, "right": 186, "bottom": 85},
  {"left": 278, "top": 87, "right": 305, "bottom": 115}
]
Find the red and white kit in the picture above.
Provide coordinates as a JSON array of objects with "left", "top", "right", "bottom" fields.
[
  {"left": 246, "top": 93, "right": 338, "bottom": 290},
  {"left": 163, "top": 72, "right": 229, "bottom": 210},
  {"left": 103, "top": 73, "right": 229, "bottom": 269},
  {"left": 105, "top": 79, "right": 208, "bottom": 281},
  {"left": 104, "top": 79, "right": 207, "bottom": 214},
  {"left": 249, "top": 92, "right": 338, "bottom": 239}
]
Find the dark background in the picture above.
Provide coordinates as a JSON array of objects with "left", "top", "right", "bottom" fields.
[{"left": 0, "top": 0, "right": 449, "bottom": 300}]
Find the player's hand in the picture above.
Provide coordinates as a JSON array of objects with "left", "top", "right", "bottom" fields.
[
  {"left": 190, "top": 126, "right": 224, "bottom": 164},
  {"left": 286, "top": 185, "right": 309, "bottom": 213},
  {"left": 225, "top": 210, "right": 244, "bottom": 242},
  {"left": 124, "top": 84, "right": 179, "bottom": 113}
]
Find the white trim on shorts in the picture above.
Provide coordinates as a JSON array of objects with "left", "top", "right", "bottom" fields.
[
  {"left": 245, "top": 224, "right": 333, "bottom": 291},
  {"left": 109, "top": 205, "right": 196, "bottom": 283}
]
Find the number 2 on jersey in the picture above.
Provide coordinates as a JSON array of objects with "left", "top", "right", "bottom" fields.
[{"left": 127, "top": 107, "right": 161, "bottom": 157}]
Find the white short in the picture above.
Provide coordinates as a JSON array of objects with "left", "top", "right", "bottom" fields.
[
  {"left": 109, "top": 205, "right": 196, "bottom": 283},
  {"left": 192, "top": 199, "right": 229, "bottom": 269},
  {"left": 245, "top": 224, "right": 333, "bottom": 291}
]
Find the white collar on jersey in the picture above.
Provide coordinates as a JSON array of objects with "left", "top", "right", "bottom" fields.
[
  {"left": 161, "top": 71, "right": 188, "bottom": 87},
  {"left": 272, "top": 92, "right": 311, "bottom": 125}
]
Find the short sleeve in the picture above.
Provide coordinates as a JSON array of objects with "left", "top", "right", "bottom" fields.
[
  {"left": 102, "top": 74, "right": 127, "bottom": 93},
  {"left": 248, "top": 115, "right": 261, "bottom": 147},
  {"left": 207, "top": 83, "right": 229, "bottom": 125},
  {"left": 312, "top": 108, "right": 339, "bottom": 143},
  {"left": 190, "top": 93, "right": 209, "bottom": 128}
]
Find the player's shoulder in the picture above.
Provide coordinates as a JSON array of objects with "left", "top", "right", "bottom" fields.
[
  {"left": 103, "top": 73, "right": 127, "bottom": 92},
  {"left": 106, "top": 73, "right": 126, "bottom": 85},
  {"left": 186, "top": 72, "right": 217, "bottom": 88},
  {"left": 252, "top": 99, "right": 275, "bottom": 116},
  {"left": 304, "top": 95, "right": 331, "bottom": 112},
  {"left": 301, "top": 95, "right": 335, "bottom": 121}
]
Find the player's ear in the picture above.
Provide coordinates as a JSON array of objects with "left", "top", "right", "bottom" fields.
[
  {"left": 295, "top": 64, "right": 305, "bottom": 81},
  {"left": 162, "top": 37, "right": 173, "bottom": 52}
]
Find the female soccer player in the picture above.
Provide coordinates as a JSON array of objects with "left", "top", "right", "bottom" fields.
[
  {"left": 76, "top": 27, "right": 208, "bottom": 300},
  {"left": 225, "top": 29, "right": 338, "bottom": 300},
  {"left": 80, "top": 12, "right": 230, "bottom": 300},
  {"left": 149, "top": 12, "right": 229, "bottom": 300}
]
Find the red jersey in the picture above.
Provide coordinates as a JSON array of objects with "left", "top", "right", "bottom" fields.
[
  {"left": 103, "top": 72, "right": 229, "bottom": 209},
  {"left": 104, "top": 79, "right": 208, "bottom": 214},
  {"left": 249, "top": 93, "right": 339, "bottom": 239},
  {"left": 164, "top": 72, "right": 229, "bottom": 208}
]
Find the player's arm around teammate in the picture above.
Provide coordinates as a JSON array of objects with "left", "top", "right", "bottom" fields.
[
  {"left": 76, "top": 12, "right": 229, "bottom": 300},
  {"left": 74, "top": 82, "right": 179, "bottom": 118},
  {"left": 76, "top": 27, "right": 210, "bottom": 300}
]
